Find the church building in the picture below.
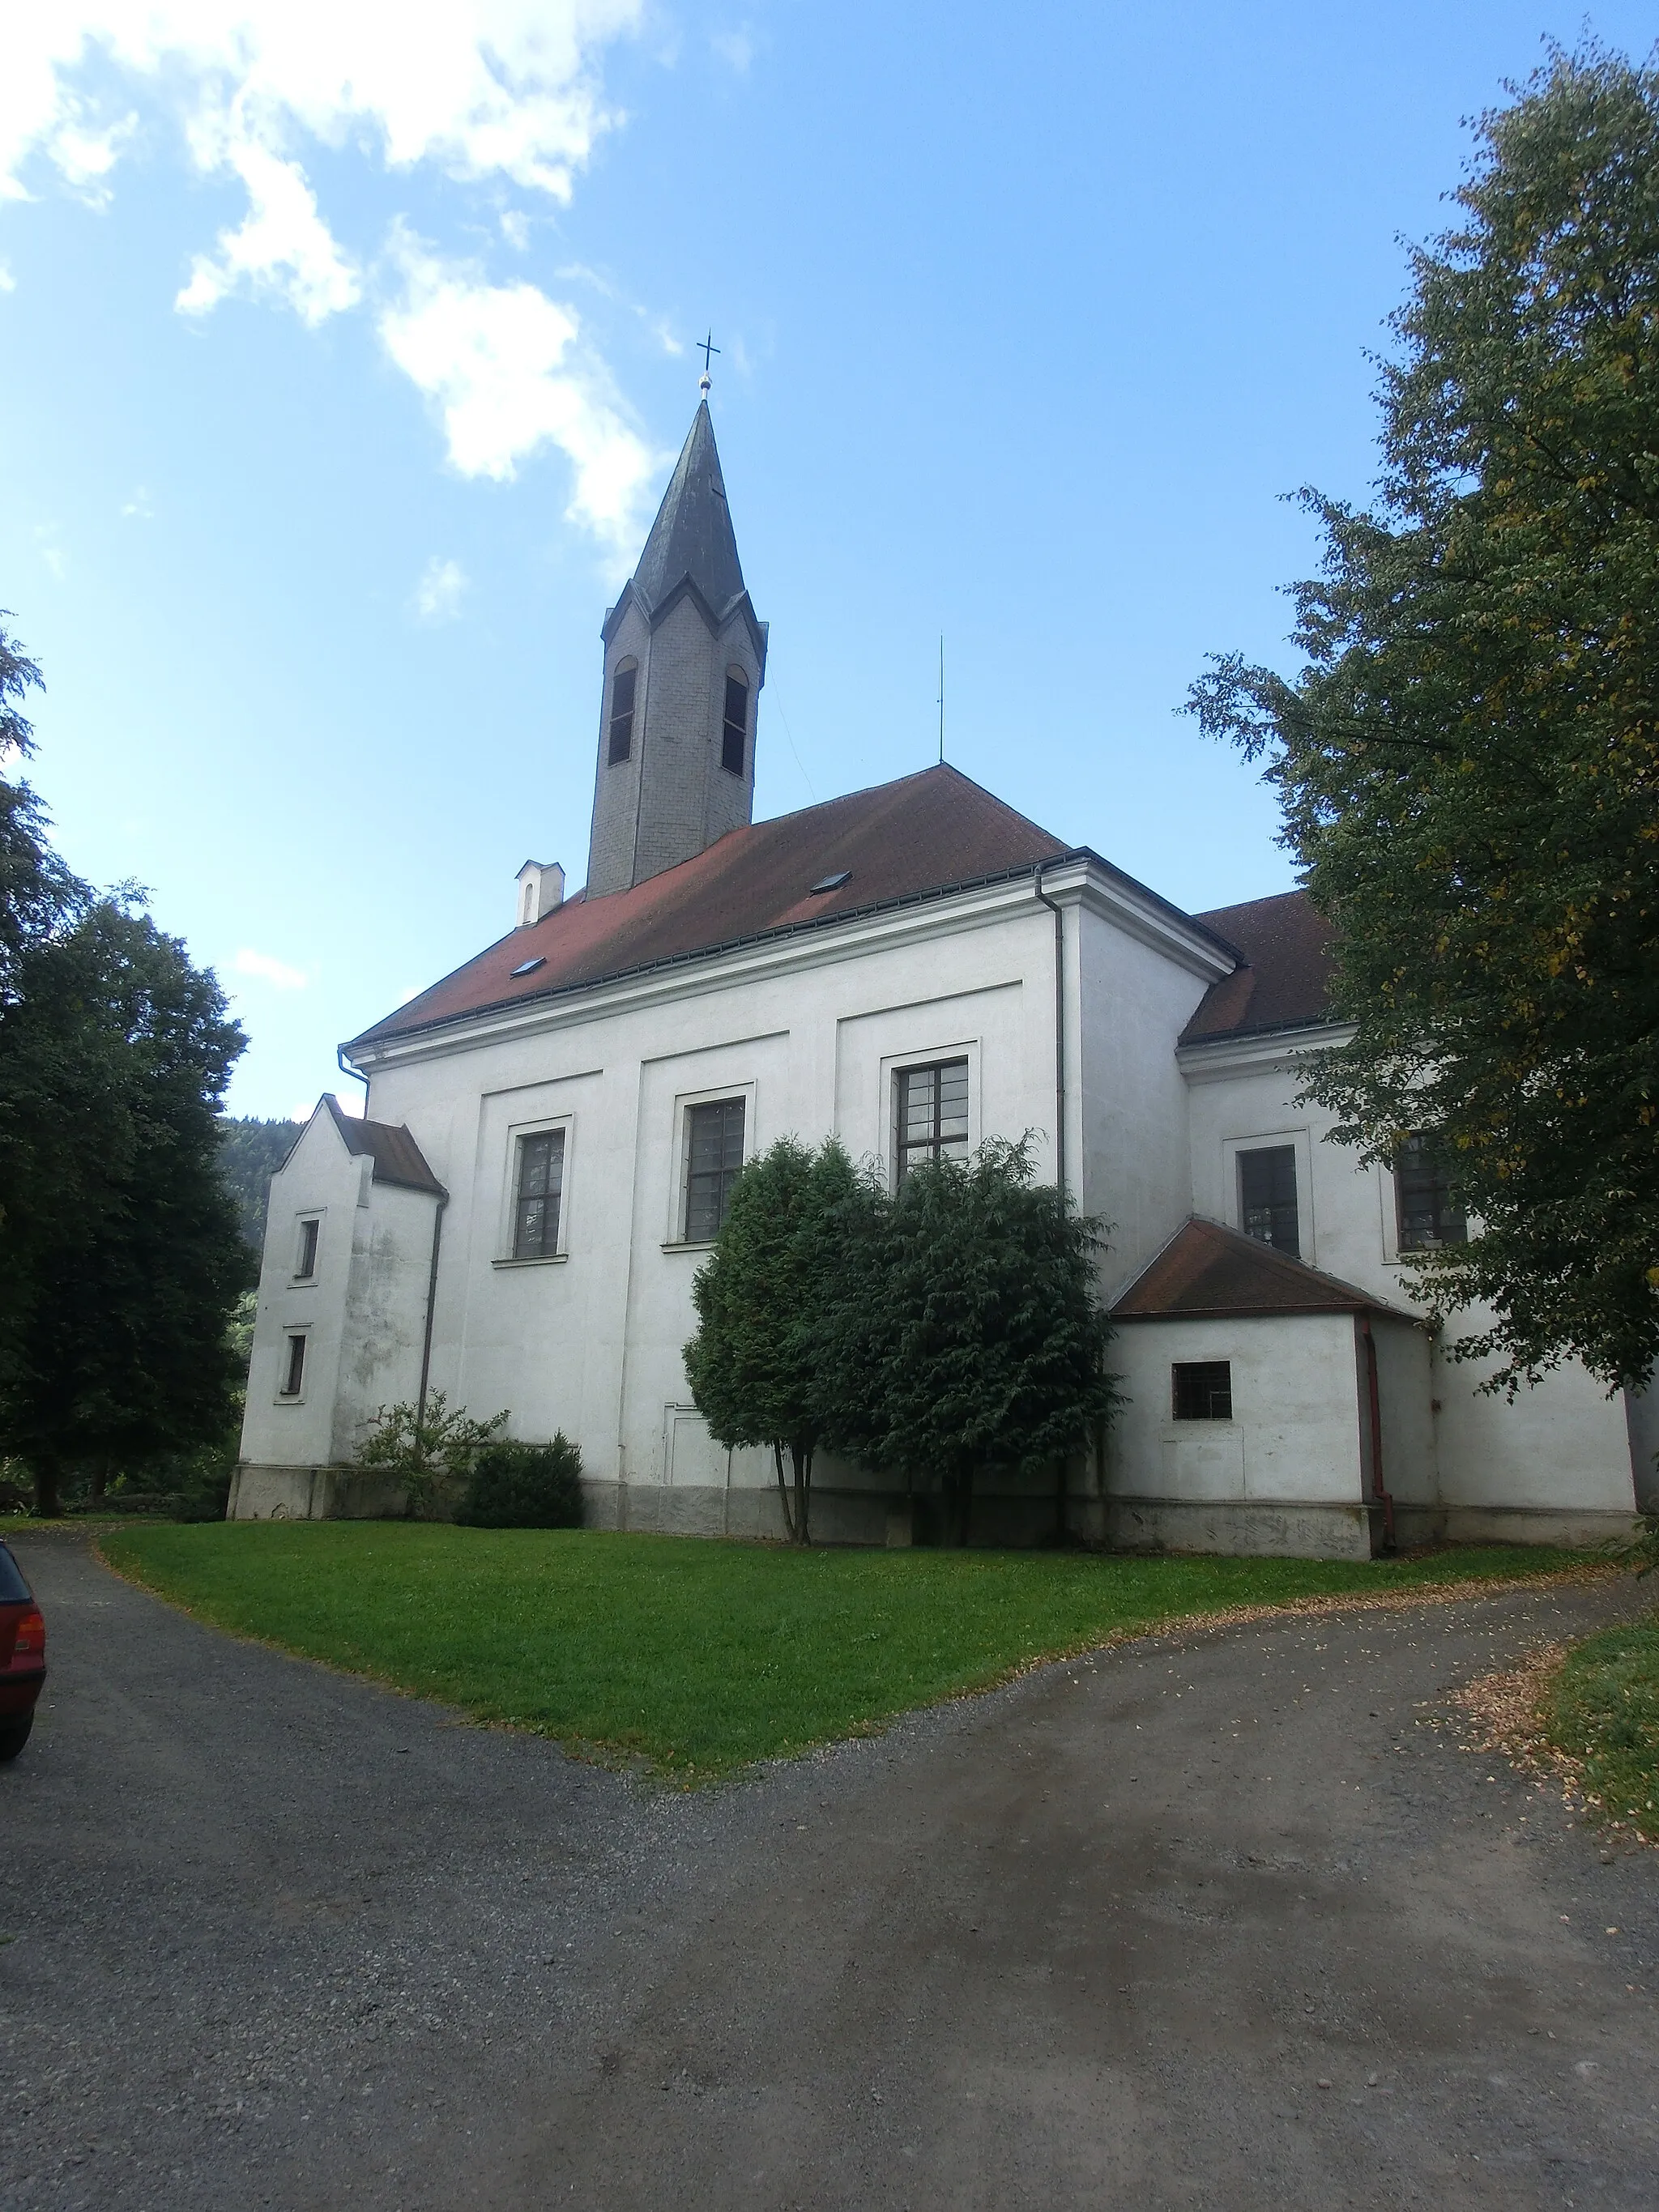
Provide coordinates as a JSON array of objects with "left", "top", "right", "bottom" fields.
[{"left": 232, "top": 395, "right": 1654, "bottom": 1554}]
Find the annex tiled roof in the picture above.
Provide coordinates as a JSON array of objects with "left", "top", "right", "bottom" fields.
[
  {"left": 1111, "top": 1216, "right": 1416, "bottom": 1322},
  {"left": 348, "top": 765, "right": 1077, "bottom": 1051},
  {"left": 1181, "top": 890, "right": 1335, "bottom": 1043},
  {"left": 322, "top": 1094, "right": 446, "bottom": 1196}
]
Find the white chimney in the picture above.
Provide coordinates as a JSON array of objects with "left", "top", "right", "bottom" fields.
[{"left": 514, "top": 859, "right": 565, "bottom": 927}]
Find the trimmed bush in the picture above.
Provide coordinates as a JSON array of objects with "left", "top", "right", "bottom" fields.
[{"left": 458, "top": 1435, "right": 585, "bottom": 1529}]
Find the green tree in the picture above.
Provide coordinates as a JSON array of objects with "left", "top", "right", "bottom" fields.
[
  {"left": 354, "top": 1392, "right": 508, "bottom": 1519},
  {"left": 820, "top": 1139, "right": 1116, "bottom": 1545},
  {"left": 1187, "top": 44, "right": 1659, "bottom": 1392},
  {"left": 218, "top": 1115, "right": 305, "bottom": 1255},
  {"left": 684, "top": 1136, "right": 873, "bottom": 1543},
  {"left": 0, "top": 614, "right": 83, "bottom": 996},
  {"left": 0, "top": 901, "right": 250, "bottom": 1513}
]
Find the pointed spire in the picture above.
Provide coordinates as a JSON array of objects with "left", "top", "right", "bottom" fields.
[{"left": 629, "top": 400, "right": 746, "bottom": 618}]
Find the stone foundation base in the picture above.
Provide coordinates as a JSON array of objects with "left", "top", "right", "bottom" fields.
[
  {"left": 228, "top": 1464, "right": 408, "bottom": 1522},
  {"left": 1098, "top": 1495, "right": 1376, "bottom": 1561},
  {"left": 1390, "top": 1502, "right": 1639, "bottom": 1551}
]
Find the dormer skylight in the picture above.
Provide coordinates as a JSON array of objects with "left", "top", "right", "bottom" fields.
[
  {"left": 809, "top": 870, "right": 852, "bottom": 895},
  {"left": 510, "top": 956, "right": 546, "bottom": 978}
]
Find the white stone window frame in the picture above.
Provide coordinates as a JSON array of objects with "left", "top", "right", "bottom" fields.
[
  {"left": 879, "top": 1038, "right": 982, "bottom": 1194},
  {"left": 665, "top": 1080, "right": 757, "bottom": 1250},
  {"left": 291, "top": 1209, "right": 324, "bottom": 1285},
  {"left": 275, "top": 1323, "right": 312, "bottom": 1406},
  {"left": 494, "top": 1112, "right": 575, "bottom": 1268},
  {"left": 1221, "top": 1127, "right": 1317, "bottom": 1265}
]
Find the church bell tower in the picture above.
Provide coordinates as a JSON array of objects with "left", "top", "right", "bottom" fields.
[{"left": 585, "top": 390, "right": 768, "bottom": 898}]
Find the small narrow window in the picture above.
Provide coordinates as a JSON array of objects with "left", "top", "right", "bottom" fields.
[
  {"left": 684, "top": 1097, "right": 746, "bottom": 1242},
  {"left": 720, "top": 671, "right": 748, "bottom": 777},
  {"left": 1395, "top": 1132, "right": 1467, "bottom": 1251},
  {"left": 281, "top": 1333, "right": 307, "bottom": 1398},
  {"left": 295, "top": 1217, "right": 319, "bottom": 1280},
  {"left": 893, "top": 1059, "right": 970, "bottom": 1183},
  {"left": 1239, "top": 1144, "right": 1299, "bottom": 1256},
  {"left": 513, "top": 1129, "right": 565, "bottom": 1259},
  {"left": 522, "top": 884, "right": 535, "bottom": 924},
  {"left": 1172, "top": 1361, "right": 1232, "bottom": 1421},
  {"left": 608, "top": 663, "right": 638, "bottom": 765}
]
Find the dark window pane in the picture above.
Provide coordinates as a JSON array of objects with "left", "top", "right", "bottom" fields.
[
  {"left": 1239, "top": 1145, "right": 1299, "bottom": 1256},
  {"left": 1396, "top": 1132, "right": 1467, "bottom": 1251},
  {"left": 296, "top": 1218, "right": 319, "bottom": 1277},
  {"left": 684, "top": 1097, "right": 746, "bottom": 1241},
  {"left": 1172, "top": 1361, "right": 1232, "bottom": 1420},
  {"left": 514, "top": 1130, "right": 565, "bottom": 1258},
  {"left": 608, "top": 664, "right": 637, "bottom": 765},
  {"left": 282, "top": 1334, "right": 306, "bottom": 1397},
  {"left": 894, "top": 1058, "right": 970, "bottom": 1182},
  {"left": 721, "top": 673, "right": 748, "bottom": 777}
]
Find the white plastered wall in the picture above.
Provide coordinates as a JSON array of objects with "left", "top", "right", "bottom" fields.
[{"left": 1179, "top": 1036, "right": 1637, "bottom": 1533}]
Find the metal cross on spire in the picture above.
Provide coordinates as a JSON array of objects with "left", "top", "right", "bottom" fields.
[{"left": 696, "top": 328, "right": 720, "bottom": 391}]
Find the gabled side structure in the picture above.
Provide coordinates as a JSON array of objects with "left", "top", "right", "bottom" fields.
[{"left": 233, "top": 395, "right": 1654, "bottom": 1555}]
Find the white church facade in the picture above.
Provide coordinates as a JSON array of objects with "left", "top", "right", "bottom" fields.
[{"left": 232, "top": 399, "right": 1654, "bottom": 1555}]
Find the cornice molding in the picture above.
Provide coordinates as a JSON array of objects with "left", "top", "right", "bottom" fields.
[{"left": 1175, "top": 1021, "right": 1355, "bottom": 1083}]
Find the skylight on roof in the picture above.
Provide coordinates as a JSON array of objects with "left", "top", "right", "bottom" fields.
[
  {"left": 510, "top": 956, "right": 546, "bottom": 978},
  {"left": 808, "top": 870, "right": 852, "bottom": 895}
]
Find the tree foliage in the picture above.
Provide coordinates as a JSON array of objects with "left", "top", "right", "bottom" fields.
[
  {"left": 0, "top": 616, "right": 251, "bottom": 1512},
  {"left": 457, "top": 1434, "right": 586, "bottom": 1528},
  {"left": 218, "top": 1116, "right": 305, "bottom": 1255},
  {"left": 0, "top": 901, "right": 250, "bottom": 1511},
  {"left": 818, "top": 1139, "right": 1116, "bottom": 1544},
  {"left": 355, "top": 1392, "right": 508, "bottom": 1519},
  {"left": 687, "top": 1136, "right": 1115, "bottom": 1546},
  {"left": 1186, "top": 45, "right": 1659, "bottom": 1390},
  {"left": 684, "top": 1136, "right": 872, "bottom": 1542}
]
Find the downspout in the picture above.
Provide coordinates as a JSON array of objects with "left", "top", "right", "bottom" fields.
[
  {"left": 1033, "top": 865, "right": 1067, "bottom": 1199},
  {"left": 416, "top": 1191, "right": 448, "bottom": 1425},
  {"left": 336, "top": 1043, "right": 369, "bottom": 1108},
  {"left": 1035, "top": 863, "right": 1068, "bottom": 1545},
  {"left": 1360, "top": 1314, "right": 1396, "bottom": 1550}
]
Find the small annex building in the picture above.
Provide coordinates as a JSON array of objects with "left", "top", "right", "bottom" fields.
[{"left": 232, "top": 394, "right": 1656, "bottom": 1554}]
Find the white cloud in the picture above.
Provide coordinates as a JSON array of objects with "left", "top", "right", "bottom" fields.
[
  {"left": 0, "top": 4, "right": 655, "bottom": 548},
  {"left": 234, "top": 946, "right": 309, "bottom": 990},
  {"left": 413, "top": 554, "right": 467, "bottom": 624},
  {"left": 120, "top": 485, "right": 152, "bottom": 517},
  {"left": 711, "top": 28, "right": 754, "bottom": 75},
  {"left": 379, "top": 228, "right": 660, "bottom": 553},
  {"left": 176, "top": 138, "right": 359, "bottom": 324},
  {"left": 0, "top": 261, "right": 13, "bottom": 292}
]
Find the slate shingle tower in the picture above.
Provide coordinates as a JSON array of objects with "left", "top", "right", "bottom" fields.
[{"left": 585, "top": 398, "right": 768, "bottom": 897}]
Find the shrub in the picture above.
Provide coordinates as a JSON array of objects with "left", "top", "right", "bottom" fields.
[
  {"left": 458, "top": 1435, "right": 585, "bottom": 1529},
  {"left": 355, "top": 1392, "right": 508, "bottom": 1519}
]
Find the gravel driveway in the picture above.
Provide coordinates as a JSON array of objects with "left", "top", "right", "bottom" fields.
[{"left": 2, "top": 1534, "right": 1655, "bottom": 2211}]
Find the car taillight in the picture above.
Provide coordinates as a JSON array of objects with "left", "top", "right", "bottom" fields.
[{"left": 11, "top": 1609, "right": 44, "bottom": 1660}]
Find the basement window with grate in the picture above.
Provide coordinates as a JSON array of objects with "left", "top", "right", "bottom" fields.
[{"left": 1172, "top": 1361, "right": 1232, "bottom": 1421}]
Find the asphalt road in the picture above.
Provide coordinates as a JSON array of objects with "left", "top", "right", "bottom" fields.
[{"left": 2, "top": 1536, "right": 1656, "bottom": 2212}]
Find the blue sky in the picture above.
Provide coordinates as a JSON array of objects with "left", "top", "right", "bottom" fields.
[{"left": 2, "top": 2, "right": 1653, "bottom": 1119}]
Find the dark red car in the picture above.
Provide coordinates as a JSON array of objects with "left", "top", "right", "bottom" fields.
[{"left": 0, "top": 1540, "right": 45, "bottom": 1760}]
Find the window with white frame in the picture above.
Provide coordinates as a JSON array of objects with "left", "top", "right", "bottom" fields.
[
  {"left": 1394, "top": 1132, "right": 1467, "bottom": 1251},
  {"left": 512, "top": 1128, "right": 566, "bottom": 1259},
  {"left": 893, "top": 1058, "right": 970, "bottom": 1183},
  {"left": 683, "top": 1097, "right": 746, "bottom": 1242},
  {"left": 294, "top": 1216, "right": 320, "bottom": 1281},
  {"left": 1238, "top": 1144, "right": 1299, "bottom": 1257},
  {"left": 279, "top": 1332, "right": 307, "bottom": 1399}
]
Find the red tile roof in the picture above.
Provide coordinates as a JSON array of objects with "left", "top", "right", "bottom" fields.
[
  {"left": 1182, "top": 890, "right": 1334, "bottom": 1042},
  {"left": 1112, "top": 1216, "right": 1415, "bottom": 1320},
  {"left": 349, "top": 765, "right": 1075, "bottom": 1051},
  {"left": 322, "top": 1095, "right": 446, "bottom": 1196}
]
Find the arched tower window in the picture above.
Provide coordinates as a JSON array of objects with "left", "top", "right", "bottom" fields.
[
  {"left": 721, "top": 668, "right": 749, "bottom": 777},
  {"left": 608, "top": 661, "right": 638, "bottom": 765}
]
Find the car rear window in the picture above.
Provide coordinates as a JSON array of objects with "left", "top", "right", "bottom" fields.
[{"left": 0, "top": 1546, "right": 32, "bottom": 1603}]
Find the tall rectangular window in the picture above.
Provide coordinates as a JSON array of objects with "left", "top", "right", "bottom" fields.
[
  {"left": 281, "top": 1333, "right": 306, "bottom": 1398},
  {"left": 894, "top": 1059, "right": 970, "bottom": 1183},
  {"left": 295, "top": 1217, "right": 319, "bottom": 1280},
  {"left": 608, "top": 664, "right": 637, "bottom": 765},
  {"left": 513, "top": 1129, "right": 565, "bottom": 1259},
  {"left": 1239, "top": 1144, "right": 1299, "bottom": 1256},
  {"left": 1172, "top": 1361, "right": 1232, "bottom": 1420},
  {"left": 684, "top": 1097, "right": 746, "bottom": 1242},
  {"left": 1395, "top": 1132, "right": 1467, "bottom": 1251},
  {"left": 721, "top": 672, "right": 748, "bottom": 776}
]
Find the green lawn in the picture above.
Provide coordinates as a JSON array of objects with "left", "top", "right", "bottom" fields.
[
  {"left": 98, "top": 1523, "right": 1589, "bottom": 1779},
  {"left": 1543, "top": 1613, "right": 1659, "bottom": 1837}
]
